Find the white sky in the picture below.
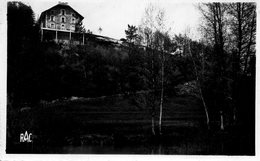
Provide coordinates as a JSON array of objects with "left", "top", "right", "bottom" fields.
[{"left": 18, "top": 0, "right": 202, "bottom": 40}]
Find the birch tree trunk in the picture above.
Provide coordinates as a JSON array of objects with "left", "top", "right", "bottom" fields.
[
  {"left": 187, "top": 37, "right": 210, "bottom": 130},
  {"left": 151, "top": 49, "right": 156, "bottom": 136},
  {"left": 159, "top": 50, "right": 164, "bottom": 135}
]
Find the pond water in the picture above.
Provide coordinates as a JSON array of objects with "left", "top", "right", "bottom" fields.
[
  {"left": 8, "top": 134, "right": 253, "bottom": 155},
  {"left": 30, "top": 141, "right": 215, "bottom": 154}
]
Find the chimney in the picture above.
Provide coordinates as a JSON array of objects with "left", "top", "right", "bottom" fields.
[{"left": 58, "top": 1, "right": 68, "bottom": 5}]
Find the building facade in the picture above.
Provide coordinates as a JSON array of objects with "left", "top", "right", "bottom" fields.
[{"left": 39, "top": 2, "right": 84, "bottom": 43}]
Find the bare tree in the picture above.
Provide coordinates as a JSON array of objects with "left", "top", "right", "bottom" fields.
[
  {"left": 184, "top": 29, "right": 210, "bottom": 129},
  {"left": 154, "top": 8, "right": 166, "bottom": 135},
  {"left": 154, "top": 30, "right": 168, "bottom": 135},
  {"left": 139, "top": 4, "right": 157, "bottom": 135},
  {"left": 228, "top": 3, "right": 256, "bottom": 74},
  {"left": 138, "top": 4, "right": 169, "bottom": 135},
  {"left": 226, "top": 2, "right": 256, "bottom": 123},
  {"left": 198, "top": 3, "right": 228, "bottom": 130}
]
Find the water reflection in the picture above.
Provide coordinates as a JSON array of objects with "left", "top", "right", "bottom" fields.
[
  {"left": 61, "top": 144, "right": 163, "bottom": 154},
  {"left": 54, "top": 143, "right": 207, "bottom": 154}
]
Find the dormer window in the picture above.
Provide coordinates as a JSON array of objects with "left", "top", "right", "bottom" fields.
[{"left": 61, "top": 9, "right": 65, "bottom": 15}]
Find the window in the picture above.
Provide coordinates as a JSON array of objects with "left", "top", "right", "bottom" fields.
[
  {"left": 71, "top": 18, "right": 75, "bottom": 23},
  {"left": 61, "top": 9, "right": 65, "bottom": 15},
  {"left": 51, "top": 23, "right": 55, "bottom": 29},
  {"left": 61, "top": 17, "right": 66, "bottom": 23},
  {"left": 72, "top": 13, "right": 75, "bottom": 17},
  {"left": 50, "top": 10, "right": 54, "bottom": 15},
  {"left": 50, "top": 15, "right": 55, "bottom": 21},
  {"left": 61, "top": 24, "right": 65, "bottom": 30},
  {"left": 71, "top": 25, "right": 75, "bottom": 31}
]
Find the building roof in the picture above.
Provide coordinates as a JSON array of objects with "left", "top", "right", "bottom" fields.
[{"left": 39, "top": 2, "right": 84, "bottom": 21}]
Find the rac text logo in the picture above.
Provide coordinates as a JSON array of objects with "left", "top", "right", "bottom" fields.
[{"left": 20, "top": 131, "right": 32, "bottom": 143}]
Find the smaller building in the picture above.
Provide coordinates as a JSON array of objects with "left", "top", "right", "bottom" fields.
[{"left": 39, "top": 2, "right": 84, "bottom": 43}]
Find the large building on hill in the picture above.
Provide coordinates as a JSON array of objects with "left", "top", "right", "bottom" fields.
[
  {"left": 39, "top": 2, "right": 84, "bottom": 32},
  {"left": 38, "top": 2, "right": 124, "bottom": 46},
  {"left": 39, "top": 2, "right": 84, "bottom": 43}
]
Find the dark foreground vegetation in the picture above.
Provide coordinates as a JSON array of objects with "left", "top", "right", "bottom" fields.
[
  {"left": 6, "top": 93, "right": 254, "bottom": 154},
  {"left": 6, "top": 1, "right": 255, "bottom": 155}
]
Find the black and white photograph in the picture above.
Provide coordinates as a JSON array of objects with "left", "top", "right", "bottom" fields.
[{"left": 0, "top": 0, "right": 258, "bottom": 159}]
